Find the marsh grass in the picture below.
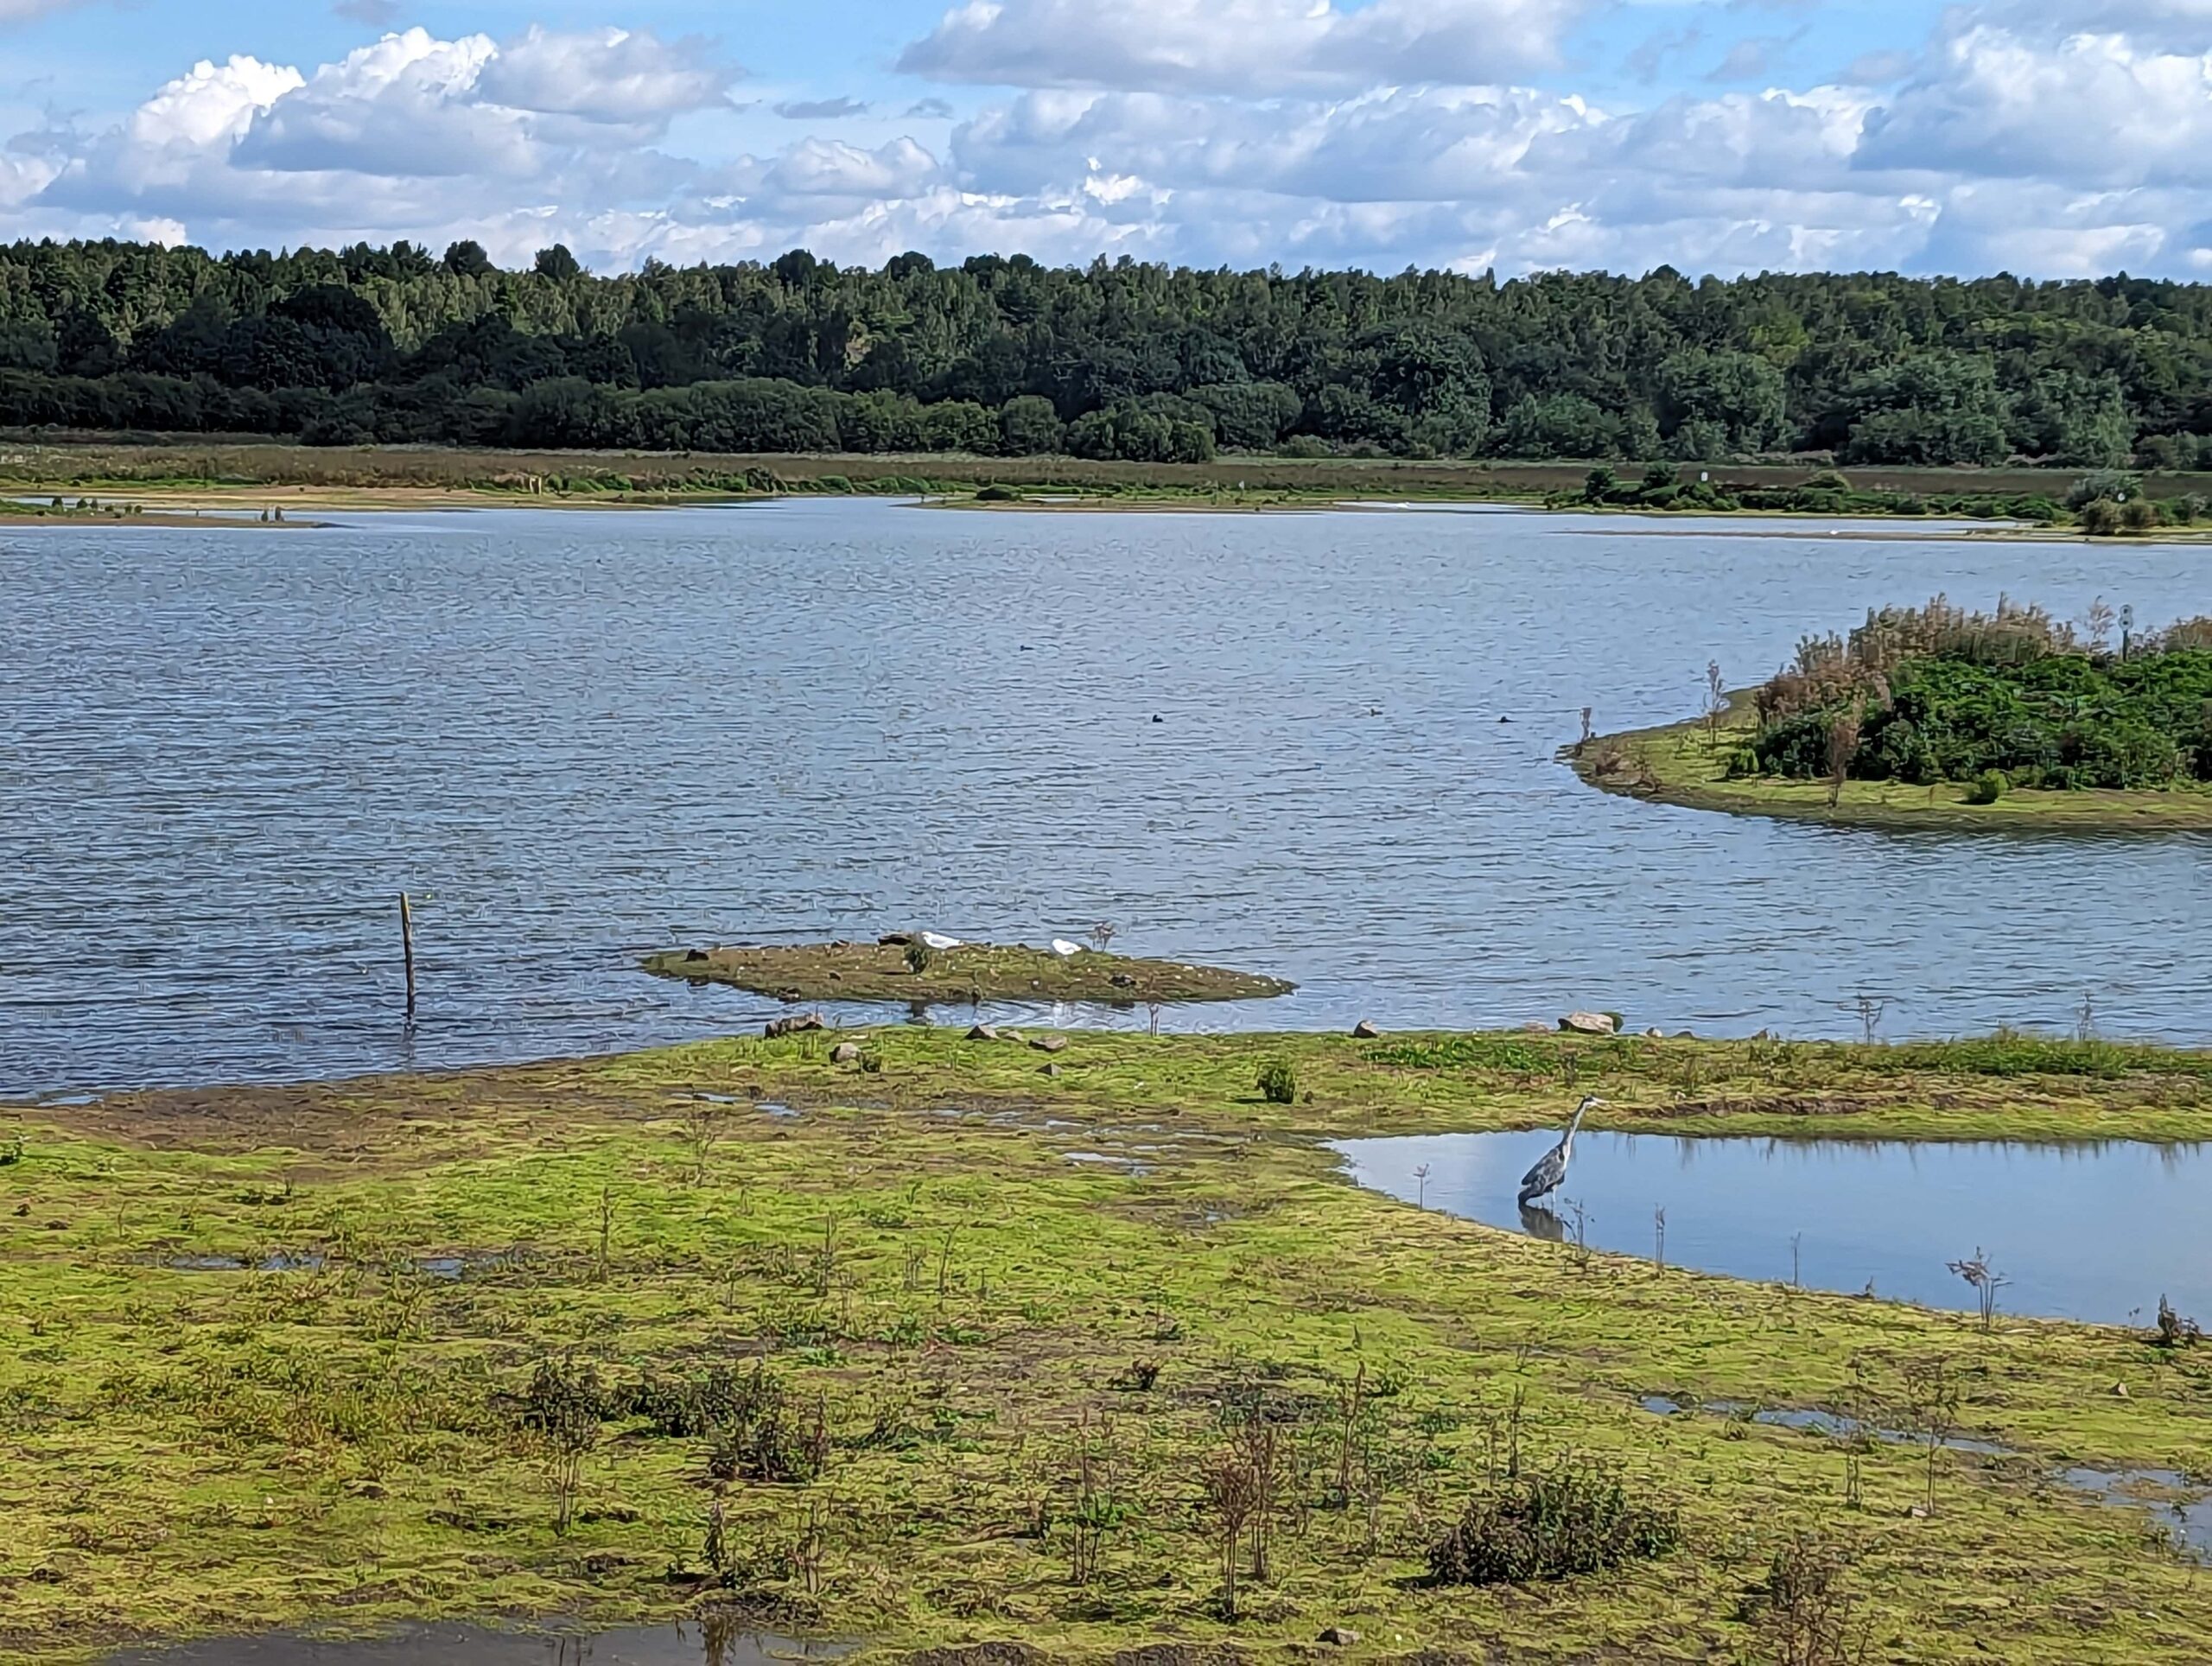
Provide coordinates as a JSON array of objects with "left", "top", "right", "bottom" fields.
[{"left": 3, "top": 1027, "right": 2210, "bottom": 1659}]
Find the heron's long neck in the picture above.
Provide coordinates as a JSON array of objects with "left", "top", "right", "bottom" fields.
[{"left": 1562, "top": 1103, "right": 1590, "bottom": 1152}]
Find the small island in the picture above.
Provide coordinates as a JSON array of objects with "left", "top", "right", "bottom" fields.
[
  {"left": 643, "top": 937, "right": 1296, "bottom": 1004},
  {"left": 1573, "top": 596, "right": 2212, "bottom": 831}
]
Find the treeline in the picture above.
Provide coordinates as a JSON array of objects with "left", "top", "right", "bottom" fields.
[{"left": 5, "top": 238, "right": 2212, "bottom": 465}]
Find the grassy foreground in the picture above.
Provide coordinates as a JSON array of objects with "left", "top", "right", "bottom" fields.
[
  {"left": 4, "top": 1027, "right": 2211, "bottom": 1663},
  {"left": 1571, "top": 703, "right": 2212, "bottom": 832},
  {"left": 641, "top": 941, "right": 1294, "bottom": 1006}
]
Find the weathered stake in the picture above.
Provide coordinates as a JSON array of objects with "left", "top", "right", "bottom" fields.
[{"left": 398, "top": 891, "right": 416, "bottom": 1019}]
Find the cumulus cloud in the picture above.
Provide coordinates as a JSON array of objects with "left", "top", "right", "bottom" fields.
[
  {"left": 774, "top": 96, "right": 872, "bottom": 119},
  {"left": 1857, "top": 27, "right": 2212, "bottom": 189},
  {"left": 30, "top": 26, "right": 741, "bottom": 246},
  {"left": 898, "top": 0, "right": 1588, "bottom": 93},
  {"left": 476, "top": 26, "right": 736, "bottom": 124},
  {"left": 9, "top": 5, "right": 2212, "bottom": 280}
]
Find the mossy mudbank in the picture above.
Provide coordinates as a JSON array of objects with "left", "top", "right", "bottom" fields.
[
  {"left": 1569, "top": 704, "right": 2212, "bottom": 831},
  {"left": 5, "top": 1027, "right": 2212, "bottom": 1662},
  {"left": 642, "top": 938, "right": 1294, "bottom": 1004}
]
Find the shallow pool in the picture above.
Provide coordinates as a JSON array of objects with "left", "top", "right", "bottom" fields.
[{"left": 1330, "top": 1129, "right": 2211, "bottom": 1325}]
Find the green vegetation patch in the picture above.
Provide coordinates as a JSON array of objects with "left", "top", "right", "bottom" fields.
[
  {"left": 3, "top": 1027, "right": 2212, "bottom": 1662},
  {"left": 1573, "top": 599, "right": 2212, "bottom": 831},
  {"left": 640, "top": 939, "right": 1294, "bottom": 1005},
  {"left": 1747, "top": 599, "right": 2212, "bottom": 792}
]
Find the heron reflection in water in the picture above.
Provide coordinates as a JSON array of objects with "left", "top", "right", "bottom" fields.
[{"left": 1517, "top": 1200, "right": 1567, "bottom": 1243}]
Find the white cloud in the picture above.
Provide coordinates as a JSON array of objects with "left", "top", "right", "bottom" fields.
[
  {"left": 1857, "top": 28, "right": 2212, "bottom": 190},
  {"left": 899, "top": 0, "right": 1587, "bottom": 94},
  {"left": 128, "top": 56, "right": 305, "bottom": 154},
  {"left": 8, "top": 5, "right": 2212, "bottom": 282},
  {"left": 475, "top": 25, "right": 736, "bottom": 124}
]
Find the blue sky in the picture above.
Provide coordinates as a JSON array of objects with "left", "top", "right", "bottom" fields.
[{"left": 3, "top": 0, "right": 2209, "bottom": 277}]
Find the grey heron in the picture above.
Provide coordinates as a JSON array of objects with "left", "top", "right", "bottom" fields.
[{"left": 1517, "top": 1095, "right": 1604, "bottom": 1207}]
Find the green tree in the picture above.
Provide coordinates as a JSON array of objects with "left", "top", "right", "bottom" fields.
[{"left": 533, "top": 245, "right": 583, "bottom": 282}]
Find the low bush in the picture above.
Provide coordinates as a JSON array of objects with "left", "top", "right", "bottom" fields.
[
  {"left": 1963, "top": 769, "right": 2008, "bottom": 805},
  {"left": 1426, "top": 1461, "right": 1681, "bottom": 1586},
  {"left": 1255, "top": 1059, "right": 1299, "bottom": 1104},
  {"left": 626, "top": 1364, "right": 773, "bottom": 1438}
]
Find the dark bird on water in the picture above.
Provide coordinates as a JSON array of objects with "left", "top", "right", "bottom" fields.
[{"left": 1517, "top": 1094, "right": 1603, "bottom": 1206}]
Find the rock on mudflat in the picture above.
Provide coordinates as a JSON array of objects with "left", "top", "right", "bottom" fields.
[
  {"left": 1317, "top": 1627, "right": 1362, "bottom": 1647},
  {"left": 764, "top": 1012, "right": 826, "bottom": 1039},
  {"left": 966, "top": 1023, "right": 1000, "bottom": 1041},
  {"left": 1351, "top": 1019, "right": 1381, "bottom": 1040},
  {"left": 1560, "top": 1011, "right": 1618, "bottom": 1035},
  {"left": 830, "top": 1040, "right": 861, "bottom": 1065},
  {"left": 1031, "top": 1033, "right": 1070, "bottom": 1053}
]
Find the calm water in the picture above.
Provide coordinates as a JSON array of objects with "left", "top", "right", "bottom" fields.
[
  {"left": 105, "top": 1621, "right": 836, "bottom": 1664},
  {"left": 5, "top": 498, "right": 2211, "bottom": 1097},
  {"left": 1332, "top": 1129, "right": 2211, "bottom": 1324}
]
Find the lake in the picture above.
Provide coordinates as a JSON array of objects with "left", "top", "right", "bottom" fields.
[
  {"left": 1330, "top": 1128, "right": 2212, "bottom": 1324},
  {"left": 5, "top": 498, "right": 2210, "bottom": 1097}
]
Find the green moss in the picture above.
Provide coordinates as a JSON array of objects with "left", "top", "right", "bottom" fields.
[
  {"left": 3, "top": 1027, "right": 2210, "bottom": 1661},
  {"left": 641, "top": 940, "right": 1294, "bottom": 1006}
]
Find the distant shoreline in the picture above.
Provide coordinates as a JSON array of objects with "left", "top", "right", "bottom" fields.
[{"left": 5, "top": 440, "right": 2209, "bottom": 537}]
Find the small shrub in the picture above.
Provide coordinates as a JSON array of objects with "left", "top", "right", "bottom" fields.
[
  {"left": 1256, "top": 1059, "right": 1298, "bottom": 1105},
  {"left": 2154, "top": 1294, "right": 2202, "bottom": 1349},
  {"left": 1742, "top": 1533, "right": 1869, "bottom": 1666},
  {"left": 904, "top": 941, "right": 936, "bottom": 975},
  {"left": 518, "top": 1355, "right": 613, "bottom": 1430},
  {"left": 1426, "top": 1461, "right": 1681, "bottom": 1586},
  {"left": 2066, "top": 469, "right": 2141, "bottom": 511},
  {"left": 627, "top": 1364, "right": 772, "bottom": 1439},
  {"left": 975, "top": 483, "right": 1020, "bottom": 501},
  {"left": 2077, "top": 498, "right": 2124, "bottom": 537},
  {"left": 1963, "top": 769, "right": 2007, "bottom": 805}
]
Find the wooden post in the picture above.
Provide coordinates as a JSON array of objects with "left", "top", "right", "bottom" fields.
[{"left": 398, "top": 892, "right": 416, "bottom": 1019}]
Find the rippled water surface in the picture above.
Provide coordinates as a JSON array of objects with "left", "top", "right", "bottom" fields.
[
  {"left": 6, "top": 499, "right": 2210, "bottom": 1095},
  {"left": 1332, "top": 1129, "right": 2211, "bottom": 1323}
]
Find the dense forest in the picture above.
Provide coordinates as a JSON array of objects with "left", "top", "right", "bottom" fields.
[{"left": 4, "top": 238, "right": 2212, "bottom": 465}]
